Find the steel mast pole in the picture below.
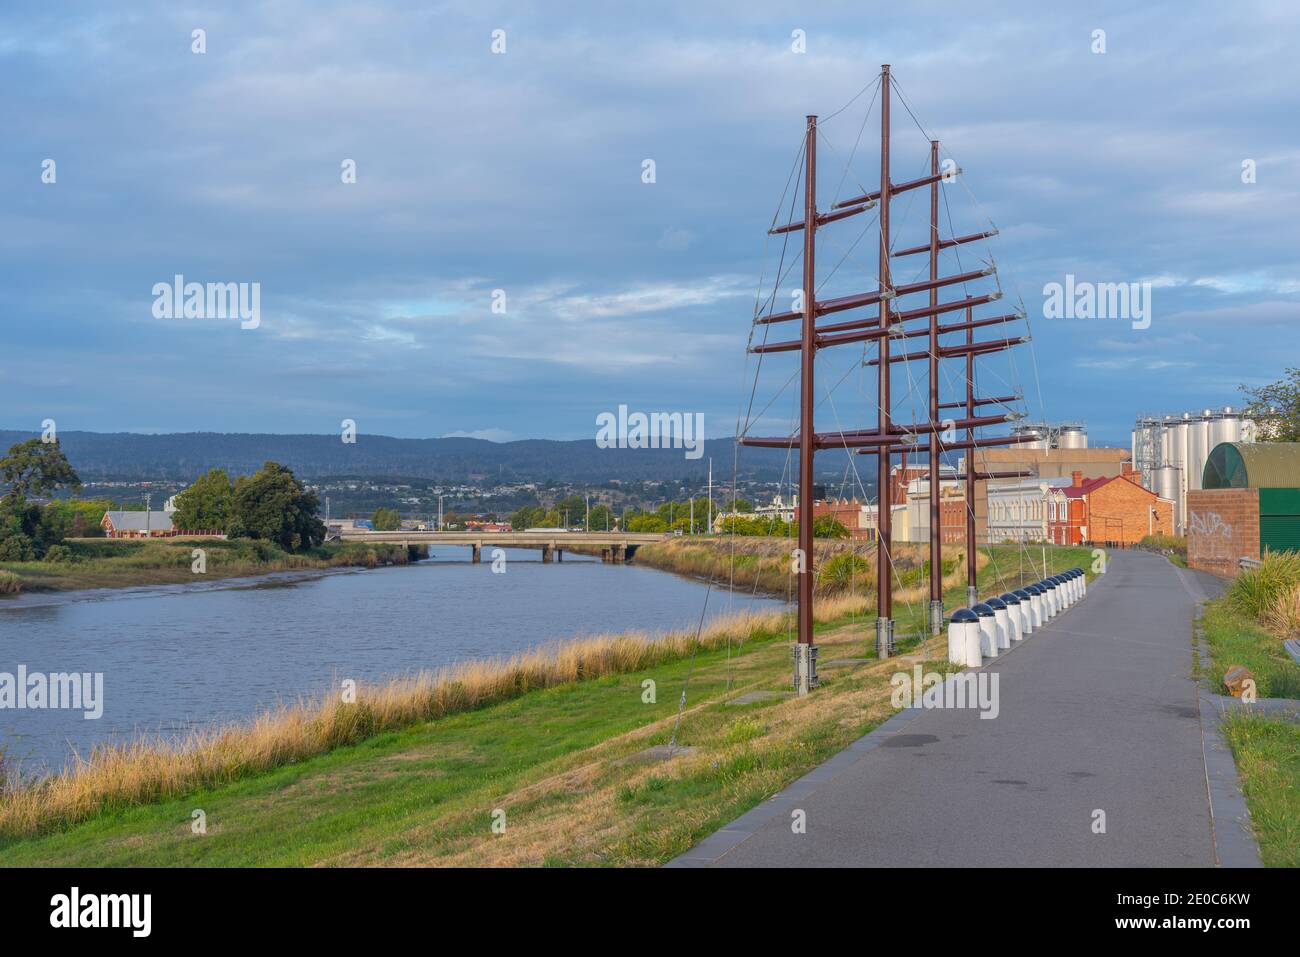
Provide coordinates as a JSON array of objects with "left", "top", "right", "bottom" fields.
[
  {"left": 875, "top": 65, "right": 893, "bottom": 659},
  {"left": 965, "top": 304, "right": 978, "bottom": 607},
  {"left": 795, "top": 113, "right": 819, "bottom": 695},
  {"left": 927, "top": 138, "right": 943, "bottom": 636}
]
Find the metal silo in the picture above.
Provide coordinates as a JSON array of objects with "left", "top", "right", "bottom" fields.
[
  {"left": 1187, "top": 410, "right": 1212, "bottom": 491},
  {"left": 1212, "top": 405, "right": 1242, "bottom": 448},
  {"left": 1150, "top": 465, "right": 1183, "bottom": 535},
  {"left": 1012, "top": 423, "right": 1048, "bottom": 449},
  {"left": 1058, "top": 423, "right": 1088, "bottom": 449},
  {"left": 1172, "top": 413, "right": 1190, "bottom": 470}
]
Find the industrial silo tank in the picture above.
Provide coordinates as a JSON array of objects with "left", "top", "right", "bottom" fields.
[
  {"left": 1152, "top": 465, "right": 1183, "bottom": 534},
  {"left": 1058, "top": 424, "right": 1088, "bottom": 449},
  {"left": 1212, "top": 406, "right": 1242, "bottom": 448},
  {"left": 1162, "top": 416, "right": 1179, "bottom": 465},
  {"left": 1013, "top": 424, "right": 1047, "bottom": 450},
  {"left": 1187, "top": 410, "right": 1212, "bottom": 492},
  {"left": 1172, "top": 414, "right": 1190, "bottom": 469},
  {"left": 1240, "top": 416, "right": 1258, "bottom": 444}
]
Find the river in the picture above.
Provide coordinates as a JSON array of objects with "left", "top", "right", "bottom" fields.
[{"left": 0, "top": 549, "right": 784, "bottom": 775}]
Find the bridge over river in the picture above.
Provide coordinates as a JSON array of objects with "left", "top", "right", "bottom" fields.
[{"left": 337, "top": 529, "right": 669, "bottom": 563}]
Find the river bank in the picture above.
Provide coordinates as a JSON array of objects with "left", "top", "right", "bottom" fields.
[
  {"left": 0, "top": 544, "right": 1096, "bottom": 862},
  {"left": 629, "top": 535, "right": 1001, "bottom": 599},
  {"left": 0, "top": 538, "right": 426, "bottom": 596}
]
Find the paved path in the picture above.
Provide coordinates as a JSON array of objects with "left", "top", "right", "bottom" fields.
[{"left": 672, "top": 550, "right": 1234, "bottom": 867}]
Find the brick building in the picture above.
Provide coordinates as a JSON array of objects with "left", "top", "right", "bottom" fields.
[
  {"left": 813, "top": 497, "right": 872, "bottom": 540},
  {"left": 1047, "top": 466, "right": 1175, "bottom": 546}
]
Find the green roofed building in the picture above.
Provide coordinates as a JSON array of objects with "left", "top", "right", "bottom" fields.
[{"left": 1188, "top": 443, "right": 1300, "bottom": 572}]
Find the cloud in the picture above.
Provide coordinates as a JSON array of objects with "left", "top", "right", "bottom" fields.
[{"left": 1, "top": 0, "right": 1297, "bottom": 441}]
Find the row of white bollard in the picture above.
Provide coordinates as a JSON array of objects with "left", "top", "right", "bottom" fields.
[{"left": 946, "top": 567, "right": 1086, "bottom": 668}]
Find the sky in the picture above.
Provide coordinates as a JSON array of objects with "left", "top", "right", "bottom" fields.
[{"left": 2, "top": 1, "right": 1298, "bottom": 446}]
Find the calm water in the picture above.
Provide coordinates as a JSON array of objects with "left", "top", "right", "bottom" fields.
[{"left": 0, "top": 550, "right": 784, "bottom": 775}]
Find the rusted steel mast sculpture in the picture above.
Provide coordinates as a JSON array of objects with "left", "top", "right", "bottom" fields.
[{"left": 741, "top": 65, "right": 1032, "bottom": 694}]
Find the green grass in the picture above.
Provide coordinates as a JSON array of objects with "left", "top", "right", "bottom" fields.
[
  {"left": 0, "top": 628, "right": 827, "bottom": 866},
  {"left": 0, "top": 538, "right": 422, "bottom": 594},
  {"left": 0, "top": 545, "right": 1092, "bottom": 866},
  {"left": 1201, "top": 601, "right": 1300, "bottom": 699},
  {"left": 1221, "top": 716, "right": 1300, "bottom": 867}
]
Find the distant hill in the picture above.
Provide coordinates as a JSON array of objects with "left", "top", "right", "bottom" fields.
[{"left": 0, "top": 429, "right": 875, "bottom": 486}]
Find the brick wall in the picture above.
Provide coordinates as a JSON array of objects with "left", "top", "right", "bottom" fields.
[
  {"left": 1086, "top": 475, "right": 1170, "bottom": 546},
  {"left": 1187, "top": 488, "right": 1259, "bottom": 575}
]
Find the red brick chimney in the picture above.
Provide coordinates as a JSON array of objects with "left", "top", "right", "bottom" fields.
[{"left": 1071, "top": 470, "right": 1083, "bottom": 489}]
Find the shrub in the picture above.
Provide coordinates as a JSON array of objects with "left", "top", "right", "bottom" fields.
[
  {"left": 42, "top": 544, "right": 74, "bottom": 564},
  {"left": 818, "top": 551, "right": 872, "bottom": 592},
  {"left": 1139, "top": 533, "right": 1187, "bottom": 556},
  {"left": 1228, "top": 550, "right": 1300, "bottom": 622},
  {"left": 0, "top": 571, "right": 20, "bottom": 595}
]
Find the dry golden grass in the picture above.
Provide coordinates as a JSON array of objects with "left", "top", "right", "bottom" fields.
[
  {"left": 633, "top": 536, "right": 986, "bottom": 599},
  {"left": 1263, "top": 582, "right": 1300, "bottom": 638},
  {"left": 2, "top": 599, "right": 867, "bottom": 839}
]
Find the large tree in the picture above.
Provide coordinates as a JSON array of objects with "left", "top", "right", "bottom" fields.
[
  {"left": 0, "top": 439, "right": 81, "bottom": 559},
  {"left": 230, "top": 461, "right": 326, "bottom": 551},
  {"left": 1, "top": 439, "right": 81, "bottom": 501},
  {"left": 1241, "top": 367, "right": 1300, "bottom": 441},
  {"left": 171, "top": 468, "right": 234, "bottom": 532},
  {"left": 371, "top": 507, "right": 401, "bottom": 531}
]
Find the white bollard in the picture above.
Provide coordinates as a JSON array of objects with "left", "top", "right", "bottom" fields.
[
  {"left": 973, "top": 604, "right": 999, "bottom": 659},
  {"left": 999, "top": 594, "right": 1024, "bottom": 642},
  {"left": 949, "top": 609, "right": 982, "bottom": 668},
  {"left": 947, "top": 619, "right": 966, "bottom": 665},
  {"left": 1013, "top": 590, "right": 1033, "bottom": 635},
  {"left": 989, "top": 600, "right": 1012, "bottom": 650},
  {"left": 1029, "top": 586, "right": 1045, "bottom": 626},
  {"left": 964, "top": 623, "right": 982, "bottom": 668}
]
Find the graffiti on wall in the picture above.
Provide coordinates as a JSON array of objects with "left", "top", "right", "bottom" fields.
[{"left": 1189, "top": 510, "right": 1234, "bottom": 561}]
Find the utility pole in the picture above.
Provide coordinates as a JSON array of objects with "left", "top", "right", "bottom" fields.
[
  {"left": 144, "top": 493, "right": 151, "bottom": 537},
  {"left": 585, "top": 494, "right": 589, "bottom": 530},
  {"left": 706, "top": 457, "right": 713, "bottom": 536},
  {"left": 876, "top": 65, "right": 894, "bottom": 660},
  {"left": 927, "top": 137, "right": 944, "bottom": 637},
  {"left": 690, "top": 497, "right": 695, "bottom": 535},
  {"left": 795, "top": 112, "right": 819, "bottom": 690}
]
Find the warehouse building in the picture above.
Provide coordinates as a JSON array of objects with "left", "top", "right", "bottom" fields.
[{"left": 1188, "top": 442, "right": 1300, "bottom": 574}]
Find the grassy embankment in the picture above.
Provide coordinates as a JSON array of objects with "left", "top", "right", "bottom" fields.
[
  {"left": 629, "top": 535, "right": 1068, "bottom": 600},
  {"left": 0, "top": 537, "right": 425, "bottom": 595},
  {"left": 1198, "top": 550, "right": 1300, "bottom": 867},
  {"left": 0, "top": 541, "right": 1092, "bottom": 866}
]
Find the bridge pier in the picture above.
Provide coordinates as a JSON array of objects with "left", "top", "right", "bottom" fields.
[
  {"left": 556, "top": 549, "right": 563, "bottom": 562},
  {"left": 542, "top": 545, "right": 553, "bottom": 563},
  {"left": 471, "top": 544, "right": 481, "bottom": 564}
]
